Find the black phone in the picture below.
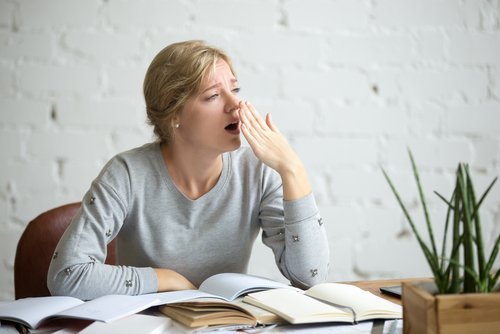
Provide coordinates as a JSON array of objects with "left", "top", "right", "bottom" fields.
[{"left": 379, "top": 285, "right": 402, "bottom": 297}]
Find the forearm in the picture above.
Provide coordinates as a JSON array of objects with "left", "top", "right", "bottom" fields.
[
  {"left": 278, "top": 157, "right": 312, "bottom": 201},
  {"left": 261, "top": 192, "right": 330, "bottom": 289},
  {"left": 48, "top": 261, "right": 158, "bottom": 300}
]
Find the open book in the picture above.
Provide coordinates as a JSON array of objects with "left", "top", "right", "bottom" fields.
[
  {"left": 0, "top": 273, "right": 291, "bottom": 330},
  {"left": 242, "top": 283, "right": 402, "bottom": 325},
  {"left": 0, "top": 294, "right": 160, "bottom": 329},
  {"left": 156, "top": 273, "right": 292, "bottom": 328}
]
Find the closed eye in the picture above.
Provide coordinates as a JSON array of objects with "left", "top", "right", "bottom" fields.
[{"left": 206, "top": 94, "right": 219, "bottom": 101}]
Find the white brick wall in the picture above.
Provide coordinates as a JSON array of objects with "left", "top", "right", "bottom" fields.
[{"left": 1, "top": 0, "right": 499, "bottom": 300}]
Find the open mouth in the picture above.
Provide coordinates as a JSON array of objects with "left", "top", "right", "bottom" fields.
[{"left": 224, "top": 121, "right": 239, "bottom": 132}]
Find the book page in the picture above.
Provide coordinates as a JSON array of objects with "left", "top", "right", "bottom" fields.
[
  {"left": 304, "top": 283, "right": 402, "bottom": 320},
  {"left": 79, "top": 314, "right": 171, "bottom": 334},
  {"left": 55, "top": 294, "right": 160, "bottom": 323},
  {"left": 0, "top": 296, "right": 83, "bottom": 329},
  {"left": 150, "top": 290, "right": 219, "bottom": 306},
  {"left": 243, "top": 289, "right": 353, "bottom": 324},
  {"left": 199, "top": 273, "right": 295, "bottom": 301}
]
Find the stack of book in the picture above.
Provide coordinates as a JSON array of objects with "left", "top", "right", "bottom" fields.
[{"left": 0, "top": 273, "right": 402, "bottom": 332}]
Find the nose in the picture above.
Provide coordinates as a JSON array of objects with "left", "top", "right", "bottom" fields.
[{"left": 224, "top": 93, "right": 240, "bottom": 113}]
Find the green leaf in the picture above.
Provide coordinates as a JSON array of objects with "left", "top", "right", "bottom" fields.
[{"left": 408, "top": 149, "right": 439, "bottom": 259}]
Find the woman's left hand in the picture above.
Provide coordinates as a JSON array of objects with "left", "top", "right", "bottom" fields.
[{"left": 239, "top": 101, "right": 311, "bottom": 200}]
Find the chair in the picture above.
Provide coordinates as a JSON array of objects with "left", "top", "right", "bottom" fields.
[{"left": 14, "top": 202, "right": 116, "bottom": 299}]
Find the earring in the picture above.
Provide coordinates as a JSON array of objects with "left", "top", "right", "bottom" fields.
[{"left": 175, "top": 124, "right": 179, "bottom": 128}]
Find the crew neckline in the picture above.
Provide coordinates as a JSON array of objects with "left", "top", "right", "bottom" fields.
[{"left": 153, "top": 143, "right": 231, "bottom": 203}]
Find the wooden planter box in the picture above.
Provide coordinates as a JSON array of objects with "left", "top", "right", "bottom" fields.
[{"left": 402, "top": 281, "right": 500, "bottom": 334}]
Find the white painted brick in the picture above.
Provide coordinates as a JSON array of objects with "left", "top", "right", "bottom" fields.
[
  {"left": 286, "top": 0, "right": 370, "bottom": 31},
  {"left": 471, "top": 139, "right": 499, "bottom": 169},
  {"left": 325, "top": 33, "right": 415, "bottom": 65},
  {"left": 253, "top": 100, "right": 315, "bottom": 135},
  {"left": 56, "top": 98, "right": 141, "bottom": 128},
  {"left": 417, "top": 31, "right": 447, "bottom": 62},
  {"left": 63, "top": 32, "right": 143, "bottom": 62},
  {"left": 478, "top": 0, "right": 500, "bottom": 30},
  {"left": 373, "top": 0, "right": 463, "bottom": 28},
  {"left": 146, "top": 33, "right": 233, "bottom": 62},
  {"left": 193, "top": 0, "right": 278, "bottom": 30},
  {"left": 493, "top": 67, "right": 500, "bottom": 100},
  {"left": 373, "top": 69, "right": 488, "bottom": 101},
  {"left": 0, "top": 32, "right": 55, "bottom": 60},
  {"left": 283, "top": 69, "right": 371, "bottom": 100},
  {"left": 26, "top": 130, "right": 111, "bottom": 161},
  {"left": 0, "top": 64, "right": 14, "bottom": 94},
  {"left": 330, "top": 169, "right": 405, "bottom": 201},
  {"left": 381, "top": 138, "right": 475, "bottom": 169},
  {"left": 0, "top": 230, "right": 20, "bottom": 300},
  {"left": 0, "top": 0, "right": 14, "bottom": 28},
  {"left": 17, "top": 64, "right": 101, "bottom": 95},
  {"left": 317, "top": 104, "right": 410, "bottom": 136},
  {"left": 445, "top": 103, "right": 500, "bottom": 135},
  {"left": 293, "top": 137, "right": 378, "bottom": 169},
  {"left": 461, "top": 0, "right": 482, "bottom": 28},
  {"left": 62, "top": 159, "right": 103, "bottom": 196},
  {"left": 321, "top": 204, "right": 363, "bottom": 240},
  {"left": 236, "top": 68, "right": 280, "bottom": 101},
  {"left": 1, "top": 160, "right": 57, "bottom": 194},
  {"left": 408, "top": 102, "right": 443, "bottom": 136},
  {"left": 448, "top": 32, "right": 500, "bottom": 65},
  {"left": 328, "top": 238, "right": 355, "bottom": 281},
  {"left": 233, "top": 33, "right": 322, "bottom": 66},
  {"left": 0, "top": 197, "right": 8, "bottom": 227},
  {"left": 18, "top": 0, "right": 100, "bottom": 29},
  {"left": 105, "top": 64, "right": 146, "bottom": 97},
  {"left": 0, "top": 0, "right": 499, "bottom": 299},
  {"left": 108, "top": 0, "right": 188, "bottom": 29},
  {"left": 0, "top": 98, "right": 49, "bottom": 125},
  {"left": 361, "top": 206, "right": 406, "bottom": 239},
  {"left": 0, "top": 130, "right": 22, "bottom": 160},
  {"left": 355, "top": 238, "right": 432, "bottom": 277},
  {"left": 111, "top": 129, "right": 152, "bottom": 153}
]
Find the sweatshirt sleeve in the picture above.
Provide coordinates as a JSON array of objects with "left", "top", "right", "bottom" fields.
[
  {"left": 47, "top": 167, "right": 158, "bottom": 300},
  {"left": 259, "top": 173, "right": 330, "bottom": 289}
]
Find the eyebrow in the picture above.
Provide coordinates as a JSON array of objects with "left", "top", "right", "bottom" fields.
[{"left": 201, "top": 78, "right": 238, "bottom": 94}]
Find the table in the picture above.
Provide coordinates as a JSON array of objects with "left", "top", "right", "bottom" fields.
[{"left": 346, "top": 277, "right": 432, "bottom": 305}]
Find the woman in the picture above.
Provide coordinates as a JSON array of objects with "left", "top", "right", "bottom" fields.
[{"left": 47, "top": 40, "right": 329, "bottom": 300}]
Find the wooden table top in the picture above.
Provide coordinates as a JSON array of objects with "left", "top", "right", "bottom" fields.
[{"left": 343, "top": 277, "right": 433, "bottom": 305}]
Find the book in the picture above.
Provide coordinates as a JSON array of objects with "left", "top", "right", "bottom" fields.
[
  {"left": 155, "top": 273, "right": 292, "bottom": 328},
  {"left": 79, "top": 314, "right": 171, "bottom": 334},
  {"left": 159, "top": 297, "right": 283, "bottom": 328},
  {"left": 0, "top": 273, "right": 291, "bottom": 330},
  {"left": 0, "top": 294, "right": 160, "bottom": 330},
  {"left": 242, "top": 283, "right": 403, "bottom": 325}
]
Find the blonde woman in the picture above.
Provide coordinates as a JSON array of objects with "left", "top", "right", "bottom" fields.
[{"left": 48, "top": 40, "right": 329, "bottom": 300}]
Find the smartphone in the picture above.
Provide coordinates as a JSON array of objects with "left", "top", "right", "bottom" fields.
[{"left": 379, "top": 285, "right": 402, "bottom": 297}]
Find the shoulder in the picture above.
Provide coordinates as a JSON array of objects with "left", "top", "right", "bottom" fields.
[{"left": 97, "top": 142, "right": 159, "bottom": 183}]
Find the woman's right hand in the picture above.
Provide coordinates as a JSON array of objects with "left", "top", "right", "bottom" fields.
[{"left": 154, "top": 268, "right": 196, "bottom": 291}]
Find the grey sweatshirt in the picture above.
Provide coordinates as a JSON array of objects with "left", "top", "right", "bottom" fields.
[{"left": 47, "top": 143, "right": 330, "bottom": 300}]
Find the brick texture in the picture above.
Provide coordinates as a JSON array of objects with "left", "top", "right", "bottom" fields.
[{"left": 0, "top": 0, "right": 499, "bottom": 300}]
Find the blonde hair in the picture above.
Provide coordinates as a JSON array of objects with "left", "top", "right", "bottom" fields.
[{"left": 143, "top": 40, "right": 235, "bottom": 144}]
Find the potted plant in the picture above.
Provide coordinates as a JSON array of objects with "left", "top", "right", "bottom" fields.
[{"left": 382, "top": 150, "right": 500, "bottom": 334}]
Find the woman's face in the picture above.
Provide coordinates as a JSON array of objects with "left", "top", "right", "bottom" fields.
[{"left": 174, "top": 60, "right": 242, "bottom": 155}]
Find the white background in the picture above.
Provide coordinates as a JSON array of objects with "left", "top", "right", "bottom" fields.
[{"left": 1, "top": 0, "right": 499, "bottom": 300}]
